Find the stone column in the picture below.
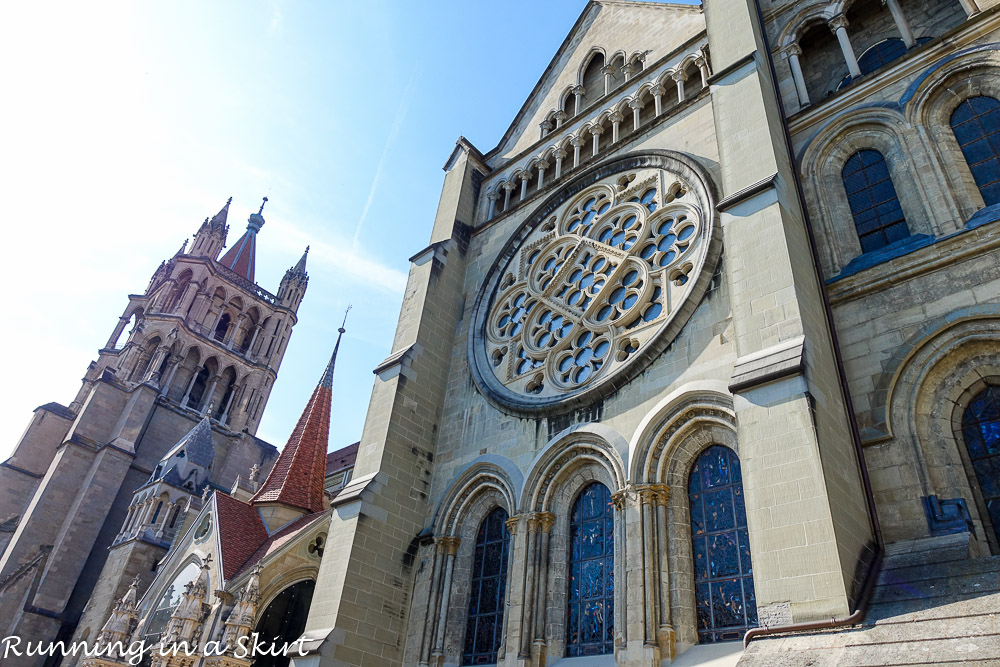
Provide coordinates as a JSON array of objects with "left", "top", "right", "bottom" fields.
[
  {"left": 200, "top": 375, "right": 220, "bottom": 416},
  {"left": 519, "top": 515, "right": 539, "bottom": 658},
  {"left": 486, "top": 191, "right": 500, "bottom": 219},
  {"left": 539, "top": 119, "right": 554, "bottom": 139},
  {"left": 519, "top": 172, "right": 530, "bottom": 202},
  {"left": 537, "top": 160, "right": 549, "bottom": 190},
  {"left": 784, "top": 44, "right": 810, "bottom": 107},
  {"left": 610, "top": 489, "right": 628, "bottom": 649},
  {"left": 695, "top": 54, "right": 710, "bottom": 88},
  {"left": 571, "top": 136, "right": 585, "bottom": 168},
  {"left": 829, "top": 15, "right": 862, "bottom": 78},
  {"left": 181, "top": 365, "right": 203, "bottom": 407},
  {"left": 554, "top": 110, "right": 567, "bottom": 128},
  {"left": 590, "top": 125, "right": 604, "bottom": 157},
  {"left": 219, "top": 385, "right": 238, "bottom": 425},
  {"left": 638, "top": 486, "right": 658, "bottom": 646},
  {"left": 159, "top": 358, "right": 181, "bottom": 396},
  {"left": 155, "top": 502, "right": 175, "bottom": 539},
  {"left": 651, "top": 84, "right": 666, "bottom": 116},
  {"left": 629, "top": 99, "right": 644, "bottom": 132},
  {"left": 144, "top": 345, "right": 170, "bottom": 382},
  {"left": 431, "top": 536, "right": 460, "bottom": 665},
  {"left": 673, "top": 69, "right": 688, "bottom": 103},
  {"left": 420, "top": 539, "right": 447, "bottom": 666},
  {"left": 609, "top": 110, "right": 624, "bottom": 144},
  {"left": 553, "top": 148, "right": 566, "bottom": 179},
  {"left": 106, "top": 315, "right": 130, "bottom": 349},
  {"left": 572, "top": 85, "right": 585, "bottom": 115},
  {"left": 227, "top": 314, "right": 246, "bottom": 349},
  {"left": 532, "top": 512, "right": 555, "bottom": 662},
  {"left": 622, "top": 61, "right": 636, "bottom": 82},
  {"left": 246, "top": 324, "right": 262, "bottom": 358},
  {"left": 653, "top": 485, "right": 674, "bottom": 658},
  {"left": 502, "top": 181, "right": 516, "bottom": 211},
  {"left": 502, "top": 515, "right": 524, "bottom": 662},
  {"left": 602, "top": 64, "right": 614, "bottom": 95},
  {"left": 883, "top": 0, "right": 916, "bottom": 47}
]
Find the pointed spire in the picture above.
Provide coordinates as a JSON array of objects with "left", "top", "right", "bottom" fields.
[
  {"left": 176, "top": 238, "right": 188, "bottom": 257},
  {"left": 210, "top": 197, "right": 232, "bottom": 228},
  {"left": 292, "top": 245, "right": 309, "bottom": 275},
  {"left": 251, "top": 307, "right": 350, "bottom": 514},
  {"left": 218, "top": 197, "right": 266, "bottom": 282}
]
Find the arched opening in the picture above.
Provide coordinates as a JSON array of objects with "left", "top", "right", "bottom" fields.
[
  {"left": 581, "top": 53, "right": 606, "bottom": 108},
  {"left": 214, "top": 367, "right": 238, "bottom": 422},
  {"left": 187, "top": 366, "right": 211, "bottom": 410},
  {"left": 951, "top": 96, "right": 1000, "bottom": 207},
  {"left": 608, "top": 53, "right": 625, "bottom": 91},
  {"left": 842, "top": 149, "right": 909, "bottom": 253},
  {"left": 150, "top": 501, "right": 163, "bottom": 525},
  {"left": 214, "top": 312, "right": 231, "bottom": 342},
  {"left": 462, "top": 507, "right": 510, "bottom": 665},
  {"left": 162, "top": 270, "right": 193, "bottom": 313},
  {"left": 141, "top": 562, "right": 202, "bottom": 646},
  {"left": 566, "top": 482, "right": 614, "bottom": 657},
  {"left": 961, "top": 385, "right": 1000, "bottom": 547},
  {"left": 799, "top": 21, "right": 847, "bottom": 103},
  {"left": 253, "top": 579, "right": 316, "bottom": 667},
  {"left": 689, "top": 445, "right": 756, "bottom": 643}
]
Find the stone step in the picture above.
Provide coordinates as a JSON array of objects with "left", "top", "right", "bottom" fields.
[
  {"left": 839, "top": 631, "right": 1000, "bottom": 666},
  {"left": 877, "top": 555, "right": 1000, "bottom": 585},
  {"left": 870, "top": 568, "right": 1000, "bottom": 603},
  {"left": 865, "top": 590, "right": 1000, "bottom": 625},
  {"left": 880, "top": 544, "right": 972, "bottom": 570},
  {"left": 849, "top": 612, "right": 999, "bottom": 643}
]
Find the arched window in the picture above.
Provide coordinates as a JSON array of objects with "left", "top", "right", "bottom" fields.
[
  {"left": 142, "top": 562, "right": 202, "bottom": 645},
  {"left": 214, "top": 313, "right": 231, "bottom": 342},
  {"left": 254, "top": 580, "right": 316, "bottom": 667},
  {"left": 462, "top": 507, "right": 510, "bottom": 665},
  {"left": 951, "top": 96, "right": 1000, "bottom": 206},
  {"left": 961, "top": 385, "right": 1000, "bottom": 546},
  {"left": 566, "top": 482, "right": 614, "bottom": 657},
  {"left": 187, "top": 367, "right": 210, "bottom": 409},
  {"left": 842, "top": 149, "right": 909, "bottom": 253},
  {"left": 151, "top": 501, "right": 163, "bottom": 524},
  {"left": 690, "top": 445, "right": 756, "bottom": 643}
]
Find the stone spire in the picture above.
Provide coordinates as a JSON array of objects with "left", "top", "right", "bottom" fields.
[
  {"left": 92, "top": 576, "right": 140, "bottom": 660},
  {"left": 160, "top": 555, "right": 212, "bottom": 650},
  {"left": 250, "top": 309, "right": 348, "bottom": 515},
  {"left": 292, "top": 245, "right": 309, "bottom": 275},
  {"left": 218, "top": 197, "right": 266, "bottom": 282},
  {"left": 279, "top": 245, "right": 310, "bottom": 312},
  {"left": 190, "top": 198, "right": 232, "bottom": 259}
]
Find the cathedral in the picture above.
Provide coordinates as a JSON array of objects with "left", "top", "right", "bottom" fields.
[{"left": 3, "top": 0, "right": 1000, "bottom": 664}]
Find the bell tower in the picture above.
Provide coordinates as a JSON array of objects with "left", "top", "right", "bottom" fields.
[{"left": 0, "top": 197, "right": 311, "bottom": 662}]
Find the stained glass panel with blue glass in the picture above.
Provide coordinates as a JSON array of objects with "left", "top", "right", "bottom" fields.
[
  {"left": 842, "top": 149, "right": 909, "bottom": 253},
  {"left": 951, "top": 96, "right": 1000, "bottom": 206},
  {"left": 689, "top": 445, "right": 757, "bottom": 643},
  {"left": 567, "top": 482, "right": 615, "bottom": 656},
  {"left": 962, "top": 386, "right": 1000, "bottom": 546},
  {"left": 463, "top": 508, "right": 510, "bottom": 665}
]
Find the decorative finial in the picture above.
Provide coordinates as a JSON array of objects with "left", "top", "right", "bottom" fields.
[
  {"left": 227, "top": 196, "right": 233, "bottom": 205},
  {"left": 202, "top": 486, "right": 211, "bottom": 501},
  {"left": 249, "top": 463, "right": 260, "bottom": 483},
  {"left": 305, "top": 245, "right": 310, "bottom": 254},
  {"left": 258, "top": 197, "right": 268, "bottom": 215},
  {"left": 340, "top": 304, "right": 352, "bottom": 334}
]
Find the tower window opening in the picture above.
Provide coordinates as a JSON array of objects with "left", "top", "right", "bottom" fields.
[
  {"left": 842, "top": 149, "right": 909, "bottom": 253},
  {"left": 951, "top": 96, "right": 1000, "bottom": 206}
]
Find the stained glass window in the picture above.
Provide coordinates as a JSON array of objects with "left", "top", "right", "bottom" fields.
[
  {"left": 689, "top": 445, "right": 757, "bottom": 643},
  {"left": 951, "top": 96, "right": 1000, "bottom": 206},
  {"left": 842, "top": 149, "right": 909, "bottom": 253},
  {"left": 253, "top": 580, "right": 316, "bottom": 667},
  {"left": 961, "top": 386, "right": 1000, "bottom": 546},
  {"left": 462, "top": 508, "right": 510, "bottom": 665},
  {"left": 567, "top": 482, "right": 615, "bottom": 656}
]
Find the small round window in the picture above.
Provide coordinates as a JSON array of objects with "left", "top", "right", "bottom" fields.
[
  {"left": 194, "top": 514, "right": 212, "bottom": 542},
  {"left": 470, "top": 155, "right": 718, "bottom": 414}
]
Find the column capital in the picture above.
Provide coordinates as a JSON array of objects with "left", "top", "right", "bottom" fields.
[
  {"left": 540, "top": 119, "right": 554, "bottom": 132},
  {"left": 554, "top": 110, "right": 568, "bottom": 123},
  {"left": 672, "top": 69, "right": 689, "bottom": 83},
  {"left": 629, "top": 98, "right": 645, "bottom": 110},
  {"left": 436, "top": 535, "right": 461, "bottom": 554},
  {"left": 611, "top": 488, "right": 629, "bottom": 511},
  {"left": 486, "top": 190, "right": 501, "bottom": 202},
  {"left": 570, "top": 135, "right": 587, "bottom": 147},
  {"left": 782, "top": 42, "right": 803, "bottom": 57},
  {"left": 537, "top": 159, "right": 551, "bottom": 171},
  {"left": 552, "top": 147, "right": 567, "bottom": 160},
  {"left": 589, "top": 125, "right": 605, "bottom": 136},
  {"left": 517, "top": 171, "right": 532, "bottom": 183},
  {"left": 652, "top": 484, "right": 671, "bottom": 505},
  {"left": 828, "top": 14, "right": 849, "bottom": 31},
  {"left": 608, "top": 110, "right": 625, "bottom": 123},
  {"left": 505, "top": 514, "right": 524, "bottom": 533},
  {"left": 502, "top": 181, "right": 518, "bottom": 192},
  {"left": 650, "top": 83, "right": 667, "bottom": 96},
  {"left": 571, "top": 84, "right": 585, "bottom": 96},
  {"left": 600, "top": 63, "right": 616, "bottom": 76},
  {"left": 534, "top": 511, "right": 556, "bottom": 533}
]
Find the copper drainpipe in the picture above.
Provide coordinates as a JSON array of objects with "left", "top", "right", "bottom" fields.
[{"left": 742, "top": 0, "right": 886, "bottom": 648}]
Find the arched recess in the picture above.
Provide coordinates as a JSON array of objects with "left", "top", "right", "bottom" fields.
[
  {"left": 417, "top": 459, "right": 518, "bottom": 667},
  {"left": 632, "top": 388, "right": 743, "bottom": 646},
  {"left": 139, "top": 557, "right": 203, "bottom": 645},
  {"left": 878, "top": 307, "right": 1000, "bottom": 549},
  {"left": 906, "top": 50, "right": 1000, "bottom": 221},
  {"left": 580, "top": 49, "right": 607, "bottom": 107},
  {"left": 799, "top": 107, "right": 937, "bottom": 274},
  {"left": 253, "top": 578, "right": 316, "bottom": 667},
  {"left": 518, "top": 424, "right": 627, "bottom": 661}
]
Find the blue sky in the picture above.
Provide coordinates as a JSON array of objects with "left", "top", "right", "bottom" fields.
[{"left": 0, "top": 1, "right": 604, "bottom": 457}]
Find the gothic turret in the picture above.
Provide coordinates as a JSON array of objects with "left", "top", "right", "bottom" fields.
[
  {"left": 278, "top": 245, "right": 309, "bottom": 312},
  {"left": 189, "top": 198, "right": 231, "bottom": 259},
  {"left": 250, "top": 311, "right": 347, "bottom": 532},
  {"left": 218, "top": 197, "right": 266, "bottom": 282}
]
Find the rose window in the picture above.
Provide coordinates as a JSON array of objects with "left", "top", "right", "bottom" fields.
[{"left": 471, "top": 160, "right": 717, "bottom": 412}]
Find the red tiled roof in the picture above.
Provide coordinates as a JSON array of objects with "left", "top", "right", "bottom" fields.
[
  {"left": 251, "top": 332, "right": 344, "bottom": 514},
  {"left": 218, "top": 228, "right": 257, "bottom": 281},
  {"left": 326, "top": 441, "right": 359, "bottom": 475},
  {"left": 214, "top": 492, "right": 269, "bottom": 579},
  {"left": 232, "top": 510, "right": 327, "bottom": 578}
]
